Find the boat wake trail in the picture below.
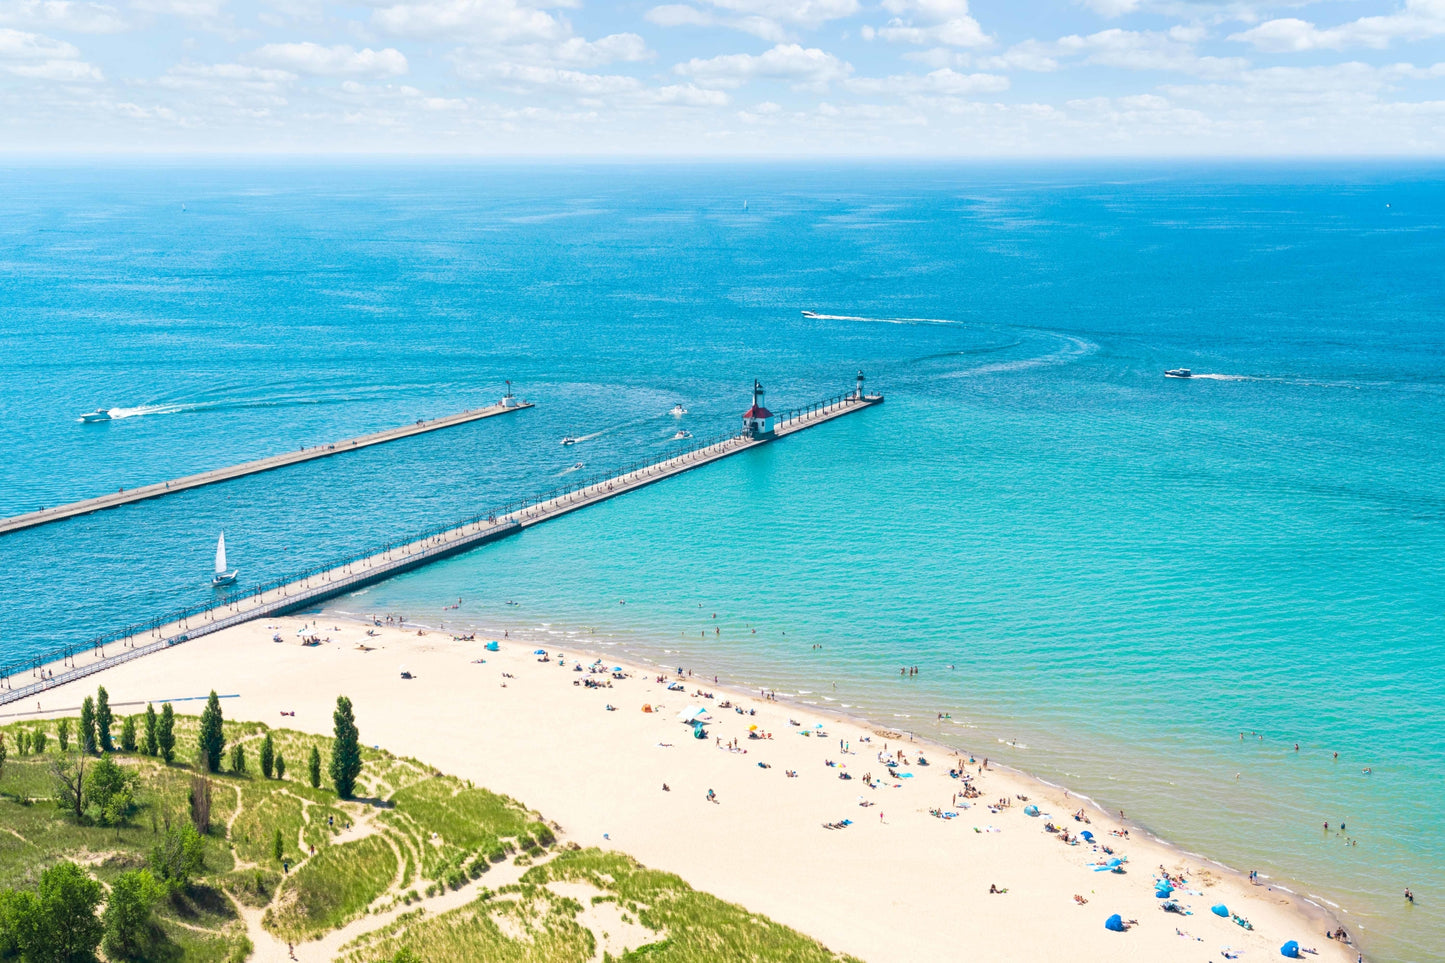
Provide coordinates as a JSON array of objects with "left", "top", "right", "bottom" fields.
[
  {"left": 804, "top": 312, "right": 964, "bottom": 326},
  {"left": 555, "top": 464, "right": 585, "bottom": 477},
  {"left": 940, "top": 334, "right": 1099, "bottom": 379},
  {"left": 1186, "top": 373, "right": 1248, "bottom": 381},
  {"left": 103, "top": 403, "right": 194, "bottom": 420}
]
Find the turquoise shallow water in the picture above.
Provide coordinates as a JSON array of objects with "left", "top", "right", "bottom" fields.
[{"left": 1, "top": 162, "right": 1442, "bottom": 960}]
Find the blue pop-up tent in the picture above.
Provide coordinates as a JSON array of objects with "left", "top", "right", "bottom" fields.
[
  {"left": 1104, "top": 914, "right": 1126, "bottom": 932},
  {"left": 485, "top": 641, "right": 500, "bottom": 652},
  {"left": 1281, "top": 940, "right": 1301, "bottom": 958},
  {"left": 1211, "top": 904, "right": 1229, "bottom": 917}
]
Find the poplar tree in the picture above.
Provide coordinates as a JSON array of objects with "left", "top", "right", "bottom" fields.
[
  {"left": 307, "top": 746, "right": 321, "bottom": 789},
  {"left": 197, "top": 691, "right": 225, "bottom": 773},
  {"left": 259, "top": 733, "right": 275, "bottom": 779},
  {"left": 144, "top": 703, "right": 158, "bottom": 756},
  {"left": 158, "top": 703, "right": 176, "bottom": 765},
  {"left": 80, "top": 696, "right": 97, "bottom": 754},
  {"left": 120, "top": 715, "right": 137, "bottom": 752},
  {"left": 96, "top": 686, "right": 114, "bottom": 752},
  {"left": 275, "top": 751, "right": 287, "bottom": 781},
  {"left": 57, "top": 717, "right": 70, "bottom": 752},
  {"left": 329, "top": 696, "right": 362, "bottom": 800}
]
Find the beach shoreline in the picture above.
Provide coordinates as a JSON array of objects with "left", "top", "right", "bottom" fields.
[{"left": 13, "top": 611, "right": 1359, "bottom": 963}]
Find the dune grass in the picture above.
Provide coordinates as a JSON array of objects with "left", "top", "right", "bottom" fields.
[{"left": 264, "top": 833, "right": 398, "bottom": 939}]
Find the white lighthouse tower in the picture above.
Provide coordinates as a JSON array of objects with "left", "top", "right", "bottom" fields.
[{"left": 742, "top": 379, "right": 776, "bottom": 439}]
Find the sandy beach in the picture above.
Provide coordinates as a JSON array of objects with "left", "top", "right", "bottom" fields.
[{"left": 11, "top": 617, "right": 1358, "bottom": 963}]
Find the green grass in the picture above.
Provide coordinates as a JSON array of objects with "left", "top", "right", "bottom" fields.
[
  {"left": 264, "top": 833, "right": 398, "bottom": 939},
  {"left": 0, "top": 713, "right": 860, "bottom": 963}
]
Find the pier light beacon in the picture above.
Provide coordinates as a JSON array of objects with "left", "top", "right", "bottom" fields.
[{"left": 742, "top": 379, "right": 776, "bottom": 439}]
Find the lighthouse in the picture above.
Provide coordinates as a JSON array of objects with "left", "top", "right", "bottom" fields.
[{"left": 742, "top": 379, "right": 776, "bottom": 439}]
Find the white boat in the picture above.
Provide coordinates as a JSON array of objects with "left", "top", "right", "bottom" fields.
[
  {"left": 212, "top": 532, "right": 238, "bottom": 586},
  {"left": 669, "top": 405, "right": 687, "bottom": 416},
  {"left": 801, "top": 310, "right": 819, "bottom": 318},
  {"left": 80, "top": 409, "right": 112, "bottom": 422},
  {"left": 572, "top": 462, "right": 584, "bottom": 470},
  {"left": 560, "top": 436, "right": 577, "bottom": 446},
  {"left": 1164, "top": 368, "right": 1192, "bottom": 379},
  {"left": 674, "top": 430, "right": 692, "bottom": 440}
]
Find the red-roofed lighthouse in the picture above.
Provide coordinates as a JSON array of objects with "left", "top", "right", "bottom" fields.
[{"left": 742, "top": 379, "right": 776, "bottom": 439}]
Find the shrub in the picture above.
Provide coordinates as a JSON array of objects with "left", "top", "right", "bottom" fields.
[
  {"left": 31, "top": 728, "right": 46, "bottom": 755},
  {"left": 84, "top": 755, "right": 138, "bottom": 826},
  {"left": 120, "top": 715, "right": 137, "bottom": 753},
  {"left": 275, "top": 751, "right": 287, "bottom": 781},
  {"left": 101, "top": 869, "right": 160, "bottom": 961},
  {"left": 198, "top": 692, "right": 225, "bottom": 773},
  {"left": 229, "top": 743, "right": 247, "bottom": 776},
  {"left": 150, "top": 823, "right": 205, "bottom": 891}
]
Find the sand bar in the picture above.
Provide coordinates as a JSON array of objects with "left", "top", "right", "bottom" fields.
[{"left": 17, "top": 616, "right": 1357, "bottom": 963}]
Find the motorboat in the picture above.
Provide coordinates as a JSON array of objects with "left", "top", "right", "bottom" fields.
[
  {"left": 560, "top": 436, "right": 577, "bottom": 446},
  {"left": 572, "top": 462, "right": 584, "bottom": 470},
  {"left": 669, "top": 404, "right": 687, "bottom": 416},
  {"left": 1164, "top": 368, "right": 1192, "bottom": 379},
  {"left": 212, "top": 532, "right": 238, "bottom": 586},
  {"left": 801, "top": 310, "right": 820, "bottom": 318},
  {"left": 80, "top": 408, "right": 112, "bottom": 422},
  {"left": 674, "top": 430, "right": 692, "bottom": 440}
]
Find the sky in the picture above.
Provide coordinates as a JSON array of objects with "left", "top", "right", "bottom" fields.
[{"left": 2, "top": 0, "right": 1445, "bottom": 155}]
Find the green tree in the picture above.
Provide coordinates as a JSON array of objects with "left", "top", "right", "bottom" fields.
[
  {"left": 143, "top": 704, "right": 158, "bottom": 757},
  {"left": 228, "top": 743, "right": 246, "bottom": 775},
  {"left": 0, "top": 887, "right": 29, "bottom": 958},
  {"left": 119, "top": 715, "right": 136, "bottom": 753},
  {"left": 14, "top": 861, "right": 104, "bottom": 963},
  {"left": 259, "top": 733, "right": 275, "bottom": 779},
  {"left": 329, "top": 696, "right": 362, "bottom": 800},
  {"left": 100, "top": 869, "right": 158, "bottom": 962},
  {"left": 79, "top": 697, "right": 97, "bottom": 754},
  {"left": 157, "top": 704, "right": 175, "bottom": 765},
  {"left": 96, "top": 686, "right": 114, "bottom": 753},
  {"left": 83, "top": 756, "right": 137, "bottom": 826},
  {"left": 17, "top": 730, "right": 28, "bottom": 756},
  {"left": 56, "top": 718, "right": 70, "bottom": 752},
  {"left": 272, "top": 828, "right": 283, "bottom": 864},
  {"left": 197, "top": 691, "right": 225, "bottom": 773},
  {"left": 274, "top": 751, "right": 287, "bottom": 781},
  {"left": 149, "top": 824, "right": 205, "bottom": 892},
  {"left": 32, "top": 728, "right": 46, "bottom": 755},
  {"left": 51, "top": 753, "right": 87, "bottom": 822},
  {"left": 0, "top": 733, "right": 7, "bottom": 780},
  {"left": 307, "top": 746, "right": 321, "bottom": 789}
]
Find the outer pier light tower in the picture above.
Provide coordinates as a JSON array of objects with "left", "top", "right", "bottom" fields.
[
  {"left": 742, "top": 380, "right": 776, "bottom": 439},
  {"left": 855, "top": 370, "right": 865, "bottom": 400}
]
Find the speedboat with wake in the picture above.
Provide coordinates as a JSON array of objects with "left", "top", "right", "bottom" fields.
[
  {"left": 1164, "top": 369, "right": 1192, "bottom": 379},
  {"left": 560, "top": 436, "right": 578, "bottom": 446},
  {"left": 212, "top": 532, "right": 238, "bottom": 587},
  {"left": 669, "top": 404, "right": 687, "bottom": 416},
  {"left": 801, "top": 310, "right": 820, "bottom": 318},
  {"left": 79, "top": 408, "right": 112, "bottom": 422},
  {"left": 674, "top": 430, "right": 692, "bottom": 440}
]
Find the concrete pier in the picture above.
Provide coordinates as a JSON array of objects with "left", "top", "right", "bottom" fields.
[
  {"left": 0, "top": 388, "right": 881, "bottom": 706},
  {"left": 0, "top": 400, "right": 534, "bottom": 536}
]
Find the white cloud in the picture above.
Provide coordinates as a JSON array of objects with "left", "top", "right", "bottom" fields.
[
  {"left": 548, "top": 32, "right": 651, "bottom": 67},
  {"left": 1054, "top": 27, "right": 1250, "bottom": 76},
  {"left": 1231, "top": 0, "right": 1445, "bottom": 51},
  {"left": 0, "top": 25, "right": 101, "bottom": 79},
  {"left": 703, "top": 0, "right": 858, "bottom": 27},
  {"left": 131, "top": 0, "right": 226, "bottom": 21},
  {"left": 675, "top": 42, "right": 852, "bottom": 89},
  {"left": 1078, "top": 0, "right": 1141, "bottom": 16},
  {"left": 0, "top": 1, "right": 126, "bottom": 33},
  {"left": 864, "top": 0, "right": 991, "bottom": 48},
  {"left": 645, "top": 4, "right": 788, "bottom": 42},
  {"left": 248, "top": 42, "right": 409, "bottom": 78},
  {"left": 847, "top": 66, "right": 1008, "bottom": 95},
  {"left": 373, "top": 0, "right": 566, "bottom": 43}
]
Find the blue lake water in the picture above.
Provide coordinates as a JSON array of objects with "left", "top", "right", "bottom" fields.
[{"left": 0, "top": 162, "right": 1441, "bottom": 961}]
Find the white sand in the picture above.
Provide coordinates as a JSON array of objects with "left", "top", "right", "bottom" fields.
[{"left": 18, "top": 619, "right": 1356, "bottom": 963}]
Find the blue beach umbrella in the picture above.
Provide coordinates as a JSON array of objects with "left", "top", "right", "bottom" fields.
[
  {"left": 1104, "top": 914, "right": 1125, "bottom": 932},
  {"left": 1281, "top": 940, "right": 1301, "bottom": 958},
  {"left": 533, "top": 649, "right": 546, "bottom": 655},
  {"left": 1080, "top": 830, "right": 1094, "bottom": 842},
  {"left": 1211, "top": 904, "right": 1229, "bottom": 917}
]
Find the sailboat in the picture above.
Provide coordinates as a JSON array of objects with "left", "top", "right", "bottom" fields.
[{"left": 212, "top": 532, "right": 238, "bottom": 586}]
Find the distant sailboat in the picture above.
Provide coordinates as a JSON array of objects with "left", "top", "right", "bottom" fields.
[{"left": 212, "top": 532, "right": 238, "bottom": 586}]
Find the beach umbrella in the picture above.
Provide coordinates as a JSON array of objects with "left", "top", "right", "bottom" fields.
[
  {"left": 1104, "top": 914, "right": 1125, "bottom": 932},
  {"left": 1081, "top": 830, "right": 1095, "bottom": 842},
  {"left": 612, "top": 666, "right": 623, "bottom": 672},
  {"left": 534, "top": 649, "right": 546, "bottom": 655},
  {"left": 1211, "top": 905, "right": 1229, "bottom": 917},
  {"left": 749, "top": 725, "right": 758, "bottom": 731},
  {"left": 1155, "top": 884, "right": 1173, "bottom": 898},
  {"left": 1280, "top": 940, "right": 1301, "bottom": 958}
]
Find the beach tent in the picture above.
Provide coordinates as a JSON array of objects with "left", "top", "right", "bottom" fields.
[
  {"left": 1211, "top": 905, "right": 1229, "bottom": 917},
  {"left": 1024, "top": 805, "right": 1040, "bottom": 816},
  {"left": 1280, "top": 940, "right": 1301, "bottom": 958},
  {"left": 1104, "top": 914, "right": 1125, "bottom": 932},
  {"left": 1081, "top": 830, "right": 1095, "bottom": 842},
  {"left": 485, "top": 641, "right": 500, "bottom": 652},
  {"left": 676, "top": 706, "right": 710, "bottom": 723},
  {"left": 1155, "top": 883, "right": 1173, "bottom": 898}
]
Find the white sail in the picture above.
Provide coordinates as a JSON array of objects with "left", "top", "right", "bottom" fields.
[{"left": 215, "top": 532, "right": 227, "bottom": 575}]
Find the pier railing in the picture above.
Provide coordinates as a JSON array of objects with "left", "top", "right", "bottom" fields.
[{"left": 0, "top": 389, "right": 874, "bottom": 696}]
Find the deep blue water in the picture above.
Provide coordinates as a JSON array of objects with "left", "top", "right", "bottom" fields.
[{"left": 1, "top": 162, "right": 1441, "bottom": 960}]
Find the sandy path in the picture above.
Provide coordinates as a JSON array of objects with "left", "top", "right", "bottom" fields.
[{"left": 24, "top": 617, "right": 1357, "bottom": 963}]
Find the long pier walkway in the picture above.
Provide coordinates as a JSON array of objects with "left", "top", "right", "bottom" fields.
[
  {"left": 0, "top": 399, "right": 534, "bottom": 536},
  {"left": 0, "top": 388, "right": 881, "bottom": 706}
]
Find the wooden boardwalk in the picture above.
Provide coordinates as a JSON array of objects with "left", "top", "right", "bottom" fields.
[
  {"left": 0, "top": 391, "right": 881, "bottom": 706},
  {"left": 0, "top": 401, "right": 533, "bottom": 536}
]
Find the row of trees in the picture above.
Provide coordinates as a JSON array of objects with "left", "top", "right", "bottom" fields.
[{"left": 196, "top": 691, "right": 363, "bottom": 798}]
